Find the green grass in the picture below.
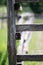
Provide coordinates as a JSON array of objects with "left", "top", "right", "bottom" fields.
[
  {"left": 0, "top": 28, "right": 7, "bottom": 52},
  {"left": 29, "top": 32, "right": 37, "bottom": 54},
  {"left": 0, "top": 22, "right": 20, "bottom": 65},
  {"left": 16, "top": 40, "right": 19, "bottom": 51},
  {"left": 34, "top": 19, "right": 43, "bottom": 23},
  {"left": 24, "top": 61, "right": 43, "bottom": 65},
  {"left": 0, "top": 6, "right": 7, "bottom": 14},
  {"left": 0, "top": 23, "right": 8, "bottom": 65}
]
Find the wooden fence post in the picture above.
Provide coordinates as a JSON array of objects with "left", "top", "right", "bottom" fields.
[{"left": 7, "top": 0, "right": 17, "bottom": 65}]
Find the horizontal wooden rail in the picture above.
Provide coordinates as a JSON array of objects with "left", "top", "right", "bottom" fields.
[
  {"left": 16, "top": 24, "right": 43, "bottom": 31},
  {"left": 17, "top": 55, "right": 43, "bottom": 61},
  {"left": 15, "top": 0, "right": 43, "bottom": 2}
]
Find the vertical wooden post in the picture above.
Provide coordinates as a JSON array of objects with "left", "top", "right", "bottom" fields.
[{"left": 7, "top": 0, "right": 17, "bottom": 65}]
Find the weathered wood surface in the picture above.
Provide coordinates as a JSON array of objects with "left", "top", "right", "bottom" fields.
[
  {"left": 16, "top": 24, "right": 43, "bottom": 31},
  {"left": 7, "top": 0, "right": 17, "bottom": 65},
  {"left": 17, "top": 55, "right": 43, "bottom": 61}
]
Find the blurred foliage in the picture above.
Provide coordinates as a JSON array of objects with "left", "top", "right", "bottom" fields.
[
  {"left": 0, "top": 0, "right": 6, "bottom": 5},
  {"left": 29, "top": 2, "right": 43, "bottom": 14},
  {"left": 0, "top": 0, "right": 43, "bottom": 14},
  {"left": 22, "top": 2, "right": 43, "bottom": 14}
]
